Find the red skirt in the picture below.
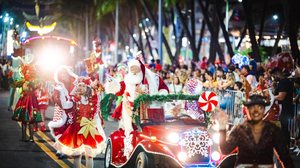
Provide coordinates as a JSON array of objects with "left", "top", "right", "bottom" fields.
[{"left": 54, "top": 122, "right": 104, "bottom": 157}]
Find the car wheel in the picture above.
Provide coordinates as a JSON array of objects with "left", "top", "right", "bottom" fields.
[
  {"left": 104, "top": 141, "right": 114, "bottom": 168},
  {"left": 218, "top": 154, "right": 236, "bottom": 168},
  {"left": 135, "top": 152, "right": 153, "bottom": 168}
]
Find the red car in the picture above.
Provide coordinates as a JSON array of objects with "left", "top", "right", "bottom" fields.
[{"left": 104, "top": 94, "right": 224, "bottom": 168}]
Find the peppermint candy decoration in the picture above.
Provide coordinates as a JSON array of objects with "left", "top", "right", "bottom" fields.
[{"left": 198, "top": 91, "right": 218, "bottom": 112}]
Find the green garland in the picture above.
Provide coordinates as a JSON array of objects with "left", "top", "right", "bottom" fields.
[
  {"left": 101, "top": 93, "right": 117, "bottom": 120},
  {"left": 133, "top": 94, "right": 199, "bottom": 111}
]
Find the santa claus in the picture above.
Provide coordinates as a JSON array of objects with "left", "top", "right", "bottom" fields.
[{"left": 105, "top": 58, "right": 169, "bottom": 158}]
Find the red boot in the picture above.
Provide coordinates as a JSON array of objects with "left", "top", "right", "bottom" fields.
[{"left": 40, "top": 125, "right": 46, "bottom": 132}]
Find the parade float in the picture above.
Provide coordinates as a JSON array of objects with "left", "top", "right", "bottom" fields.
[{"left": 104, "top": 92, "right": 227, "bottom": 168}]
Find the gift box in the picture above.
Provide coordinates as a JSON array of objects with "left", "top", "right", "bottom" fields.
[{"left": 147, "top": 108, "right": 164, "bottom": 123}]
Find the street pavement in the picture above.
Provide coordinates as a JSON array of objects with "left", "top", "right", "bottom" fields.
[
  {"left": 1, "top": 88, "right": 300, "bottom": 168},
  {"left": 0, "top": 89, "right": 118, "bottom": 168}
]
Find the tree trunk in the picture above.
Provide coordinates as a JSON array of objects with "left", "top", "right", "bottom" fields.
[
  {"left": 171, "top": 7, "right": 181, "bottom": 66},
  {"left": 139, "top": 0, "right": 174, "bottom": 64},
  {"left": 175, "top": 2, "right": 198, "bottom": 62},
  {"left": 288, "top": 0, "right": 300, "bottom": 63},
  {"left": 197, "top": 3, "right": 209, "bottom": 58},
  {"left": 138, "top": 26, "right": 146, "bottom": 61},
  {"left": 127, "top": 25, "right": 142, "bottom": 52},
  {"left": 236, "top": 24, "right": 247, "bottom": 50},
  {"left": 141, "top": 22, "right": 154, "bottom": 58},
  {"left": 271, "top": 20, "right": 284, "bottom": 56},
  {"left": 271, "top": 1, "right": 286, "bottom": 56},
  {"left": 198, "top": 0, "right": 224, "bottom": 64},
  {"left": 258, "top": 0, "right": 268, "bottom": 45},
  {"left": 191, "top": 0, "right": 197, "bottom": 60},
  {"left": 215, "top": 0, "right": 234, "bottom": 58},
  {"left": 175, "top": 30, "right": 184, "bottom": 66},
  {"left": 197, "top": 19, "right": 206, "bottom": 57},
  {"left": 242, "top": 0, "right": 261, "bottom": 62}
]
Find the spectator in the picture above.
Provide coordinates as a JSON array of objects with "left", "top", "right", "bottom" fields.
[
  {"left": 248, "top": 52, "right": 257, "bottom": 75},
  {"left": 228, "top": 64, "right": 240, "bottom": 82},
  {"left": 169, "top": 76, "right": 183, "bottom": 94},
  {"left": 155, "top": 59, "right": 162, "bottom": 72},
  {"left": 241, "top": 65, "right": 257, "bottom": 89},
  {"left": 217, "top": 95, "right": 294, "bottom": 168},
  {"left": 149, "top": 59, "right": 156, "bottom": 70},
  {"left": 271, "top": 68, "right": 294, "bottom": 148},
  {"left": 200, "top": 56, "right": 207, "bottom": 70}
]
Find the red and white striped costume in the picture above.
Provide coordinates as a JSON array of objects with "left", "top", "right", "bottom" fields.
[{"left": 35, "top": 89, "right": 49, "bottom": 110}]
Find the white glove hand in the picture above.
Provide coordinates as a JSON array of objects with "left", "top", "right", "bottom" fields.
[
  {"left": 215, "top": 109, "right": 229, "bottom": 130},
  {"left": 104, "top": 77, "right": 120, "bottom": 94}
]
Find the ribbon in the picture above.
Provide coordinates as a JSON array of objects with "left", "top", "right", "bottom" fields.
[{"left": 78, "top": 117, "right": 100, "bottom": 139}]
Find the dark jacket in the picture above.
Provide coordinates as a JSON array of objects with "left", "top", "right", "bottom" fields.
[{"left": 219, "top": 121, "right": 294, "bottom": 168}]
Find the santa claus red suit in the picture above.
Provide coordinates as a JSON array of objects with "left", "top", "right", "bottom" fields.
[{"left": 105, "top": 59, "right": 169, "bottom": 159}]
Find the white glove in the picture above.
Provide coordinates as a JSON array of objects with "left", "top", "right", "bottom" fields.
[
  {"left": 215, "top": 109, "right": 229, "bottom": 130},
  {"left": 104, "top": 77, "right": 120, "bottom": 94}
]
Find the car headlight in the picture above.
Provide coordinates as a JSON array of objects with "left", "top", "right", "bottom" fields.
[
  {"left": 177, "top": 152, "right": 187, "bottom": 162},
  {"left": 167, "top": 132, "right": 180, "bottom": 144},
  {"left": 211, "top": 151, "right": 221, "bottom": 161},
  {"left": 212, "top": 133, "right": 220, "bottom": 144}
]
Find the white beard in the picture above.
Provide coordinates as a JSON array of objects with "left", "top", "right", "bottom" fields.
[
  {"left": 124, "top": 71, "right": 143, "bottom": 102},
  {"left": 124, "top": 71, "right": 143, "bottom": 85}
]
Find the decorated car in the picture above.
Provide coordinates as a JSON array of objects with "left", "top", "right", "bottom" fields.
[{"left": 104, "top": 94, "right": 225, "bottom": 168}]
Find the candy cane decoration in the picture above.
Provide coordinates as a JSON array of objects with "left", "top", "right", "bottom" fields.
[{"left": 198, "top": 91, "right": 218, "bottom": 112}]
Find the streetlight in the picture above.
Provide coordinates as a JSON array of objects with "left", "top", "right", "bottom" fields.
[{"left": 272, "top": 14, "right": 278, "bottom": 20}]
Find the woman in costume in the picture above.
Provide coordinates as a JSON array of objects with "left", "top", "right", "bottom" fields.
[
  {"left": 217, "top": 94, "right": 294, "bottom": 168},
  {"left": 12, "top": 64, "right": 42, "bottom": 142},
  {"left": 54, "top": 73, "right": 106, "bottom": 168},
  {"left": 48, "top": 67, "right": 76, "bottom": 159}
]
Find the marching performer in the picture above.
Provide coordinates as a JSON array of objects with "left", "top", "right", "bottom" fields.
[
  {"left": 12, "top": 64, "right": 42, "bottom": 142},
  {"left": 53, "top": 67, "right": 106, "bottom": 168},
  {"left": 34, "top": 82, "right": 49, "bottom": 132}
]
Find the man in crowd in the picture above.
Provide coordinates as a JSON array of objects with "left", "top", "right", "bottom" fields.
[{"left": 271, "top": 68, "right": 294, "bottom": 147}]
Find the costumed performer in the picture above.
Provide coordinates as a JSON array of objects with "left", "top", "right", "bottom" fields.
[
  {"left": 34, "top": 81, "right": 49, "bottom": 132},
  {"left": 48, "top": 66, "right": 76, "bottom": 159},
  {"left": 8, "top": 29, "right": 25, "bottom": 111},
  {"left": 53, "top": 70, "right": 106, "bottom": 168},
  {"left": 12, "top": 64, "right": 42, "bottom": 142},
  {"left": 105, "top": 58, "right": 169, "bottom": 159},
  {"left": 84, "top": 39, "right": 105, "bottom": 83}
]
